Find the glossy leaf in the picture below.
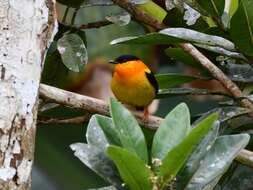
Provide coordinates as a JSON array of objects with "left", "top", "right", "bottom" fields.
[
  {"left": 160, "top": 28, "right": 235, "bottom": 51},
  {"left": 110, "top": 99, "right": 148, "bottom": 163},
  {"left": 112, "top": 28, "right": 236, "bottom": 51},
  {"left": 86, "top": 116, "right": 108, "bottom": 151},
  {"left": 152, "top": 103, "right": 191, "bottom": 160},
  {"left": 160, "top": 113, "right": 218, "bottom": 181},
  {"left": 57, "top": 33, "right": 88, "bottom": 72},
  {"left": 230, "top": 0, "right": 253, "bottom": 56},
  {"left": 175, "top": 122, "right": 219, "bottom": 190},
  {"left": 70, "top": 143, "right": 122, "bottom": 187},
  {"left": 95, "top": 114, "right": 122, "bottom": 146},
  {"left": 110, "top": 33, "right": 185, "bottom": 45},
  {"left": 106, "top": 146, "right": 152, "bottom": 190},
  {"left": 155, "top": 74, "right": 200, "bottom": 89},
  {"left": 185, "top": 134, "right": 250, "bottom": 189}
]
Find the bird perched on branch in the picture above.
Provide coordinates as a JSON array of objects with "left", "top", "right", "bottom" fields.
[{"left": 110, "top": 55, "right": 158, "bottom": 121}]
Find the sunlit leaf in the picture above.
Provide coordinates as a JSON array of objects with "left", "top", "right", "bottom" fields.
[
  {"left": 88, "top": 186, "right": 118, "bottom": 190},
  {"left": 86, "top": 116, "right": 108, "bottom": 151},
  {"left": 107, "top": 146, "right": 152, "bottom": 190},
  {"left": 70, "top": 143, "right": 123, "bottom": 187},
  {"left": 185, "top": 134, "right": 250, "bottom": 189},
  {"left": 110, "top": 99, "right": 148, "bottom": 163},
  {"left": 175, "top": 122, "right": 219, "bottom": 190},
  {"left": 57, "top": 33, "right": 88, "bottom": 72},
  {"left": 160, "top": 113, "right": 218, "bottom": 181},
  {"left": 95, "top": 114, "right": 122, "bottom": 146},
  {"left": 152, "top": 103, "right": 191, "bottom": 160}
]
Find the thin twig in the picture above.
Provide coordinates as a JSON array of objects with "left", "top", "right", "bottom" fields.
[
  {"left": 62, "top": 7, "right": 69, "bottom": 23},
  {"left": 38, "top": 114, "right": 91, "bottom": 125},
  {"left": 111, "top": 0, "right": 253, "bottom": 113},
  {"left": 39, "top": 84, "right": 253, "bottom": 168},
  {"left": 60, "top": 20, "right": 113, "bottom": 30}
]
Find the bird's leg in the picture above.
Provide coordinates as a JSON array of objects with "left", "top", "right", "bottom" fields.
[{"left": 142, "top": 107, "right": 149, "bottom": 122}]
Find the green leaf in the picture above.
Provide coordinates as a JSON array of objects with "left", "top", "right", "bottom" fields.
[
  {"left": 111, "top": 28, "right": 235, "bottom": 51},
  {"left": 175, "top": 122, "right": 219, "bottom": 190},
  {"left": 152, "top": 103, "right": 191, "bottom": 160},
  {"left": 110, "top": 99, "right": 148, "bottom": 163},
  {"left": 110, "top": 33, "right": 185, "bottom": 45},
  {"left": 106, "top": 146, "right": 152, "bottom": 190},
  {"left": 164, "top": 48, "right": 201, "bottom": 69},
  {"left": 160, "top": 113, "right": 219, "bottom": 181},
  {"left": 185, "top": 134, "right": 250, "bottom": 189},
  {"left": 160, "top": 28, "right": 235, "bottom": 51},
  {"left": 70, "top": 143, "right": 123, "bottom": 187},
  {"left": 57, "top": 33, "right": 88, "bottom": 72},
  {"left": 155, "top": 74, "right": 200, "bottom": 89},
  {"left": 230, "top": 0, "right": 253, "bottom": 56},
  {"left": 86, "top": 116, "right": 108, "bottom": 151},
  {"left": 95, "top": 114, "right": 122, "bottom": 146},
  {"left": 196, "top": 0, "right": 225, "bottom": 17}
]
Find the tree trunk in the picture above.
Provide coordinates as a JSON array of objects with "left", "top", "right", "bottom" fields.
[{"left": 0, "top": 0, "right": 57, "bottom": 189}]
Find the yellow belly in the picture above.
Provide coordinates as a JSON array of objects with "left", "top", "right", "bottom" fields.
[{"left": 111, "top": 74, "right": 155, "bottom": 107}]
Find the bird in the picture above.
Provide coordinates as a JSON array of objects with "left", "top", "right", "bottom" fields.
[{"left": 109, "top": 55, "right": 158, "bottom": 121}]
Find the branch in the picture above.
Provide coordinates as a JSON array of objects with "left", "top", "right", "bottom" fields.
[
  {"left": 39, "top": 84, "right": 253, "bottom": 168},
  {"left": 111, "top": 0, "right": 253, "bottom": 113},
  {"left": 38, "top": 114, "right": 91, "bottom": 125},
  {"left": 39, "top": 84, "right": 162, "bottom": 130},
  {"left": 61, "top": 20, "right": 113, "bottom": 30}
]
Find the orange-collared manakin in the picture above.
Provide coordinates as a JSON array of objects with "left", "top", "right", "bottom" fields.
[{"left": 110, "top": 55, "right": 158, "bottom": 121}]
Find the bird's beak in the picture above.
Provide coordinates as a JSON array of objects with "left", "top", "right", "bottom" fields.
[{"left": 109, "top": 60, "right": 118, "bottom": 64}]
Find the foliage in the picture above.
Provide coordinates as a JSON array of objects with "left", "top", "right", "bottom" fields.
[
  {"left": 71, "top": 99, "right": 249, "bottom": 190},
  {"left": 40, "top": 0, "right": 253, "bottom": 189}
]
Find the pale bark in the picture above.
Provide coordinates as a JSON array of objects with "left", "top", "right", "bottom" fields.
[{"left": 0, "top": 0, "right": 57, "bottom": 189}]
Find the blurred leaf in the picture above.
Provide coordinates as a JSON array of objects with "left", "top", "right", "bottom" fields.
[
  {"left": 222, "top": 62, "right": 253, "bottom": 83},
  {"left": 88, "top": 186, "right": 118, "bottom": 190},
  {"left": 229, "top": 0, "right": 239, "bottom": 18},
  {"left": 230, "top": 0, "right": 253, "bottom": 56},
  {"left": 183, "top": 4, "right": 201, "bottom": 26},
  {"left": 106, "top": 146, "right": 152, "bottom": 190},
  {"left": 112, "top": 28, "right": 235, "bottom": 51},
  {"left": 156, "top": 88, "right": 231, "bottom": 99},
  {"left": 160, "top": 113, "right": 218, "bottom": 181},
  {"left": 110, "top": 99, "right": 148, "bottom": 163},
  {"left": 106, "top": 11, "right": 131, "bottom": 26},
  {"left": 95, "top": 114, "right": 122, "bottom": 146},
  {"left": 185, "top": 134, "right": 250, "bottom": 189},
  {"left": 155, "top": 73, "right": 202, "bottom": 89},
  {"left": 152, "top": 103, "right": 191, "bottom": 160},
  {"left": 57, "top": 33, "right": 88, "bottom": 72},
  {"left": 86, "top": 116, "right": 108, "bottom": 151},
  {"left": 175, "top": 122, "right": 219, "bottom": 190},
  {"left": 164, "top": 48, "right": 202, "bottom": 68},
  {"left": 194, "top": 43, "right": 245, "bottom": 60},
  {"left": 196, "top": 0, "right": 225, "bottom": 17},
  {"left": 70, "top": 143, "right": 123, "bottom": 187}
]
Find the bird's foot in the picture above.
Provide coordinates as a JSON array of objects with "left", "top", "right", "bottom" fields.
[{"left": 142, "top": 107, "right": 149, "bottom": 123}]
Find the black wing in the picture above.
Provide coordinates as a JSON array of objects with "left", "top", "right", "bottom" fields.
[{"left": 145, "top": 71, "right": 159, "bottom": 94}]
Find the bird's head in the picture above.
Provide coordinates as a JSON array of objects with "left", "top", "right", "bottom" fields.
[{"left": 109, "top": 55, "right": 146, "bottom": 78}]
